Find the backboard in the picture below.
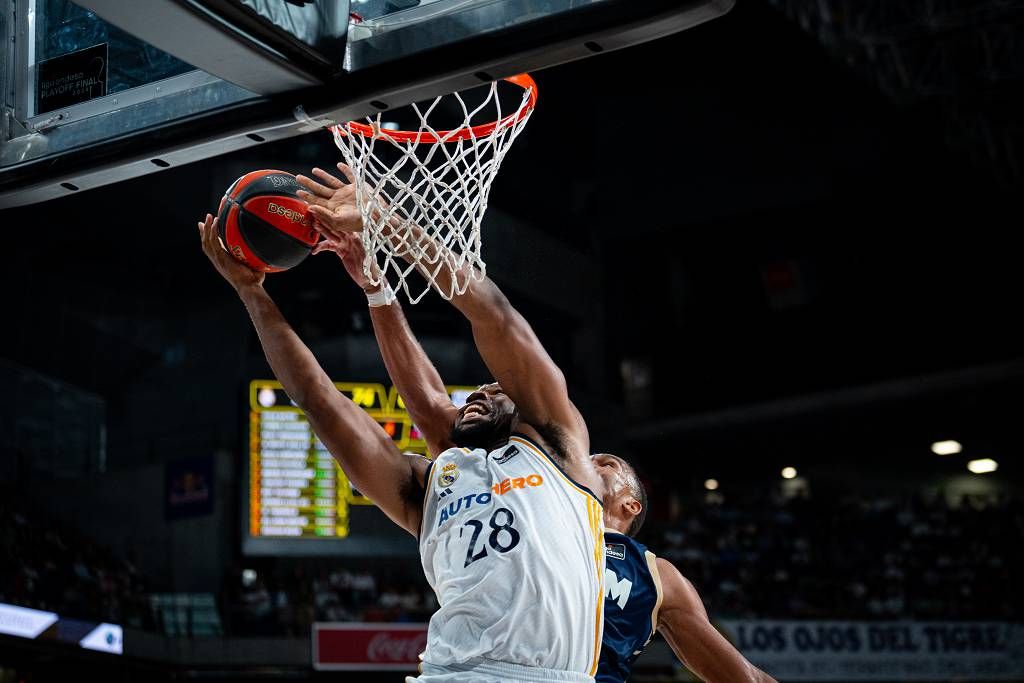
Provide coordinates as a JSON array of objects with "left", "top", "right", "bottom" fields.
[{"left": 0, "top": 0, "right": 734, "bottom": 208}]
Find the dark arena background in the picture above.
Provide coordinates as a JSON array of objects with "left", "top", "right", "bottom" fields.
[{"left": 2, "top": 1, "right": 1023, "bottom": 682}]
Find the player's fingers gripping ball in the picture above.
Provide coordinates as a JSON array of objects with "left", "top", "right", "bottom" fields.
[{"left": 216, "top": 170, "right": 319, "bottom": 272}]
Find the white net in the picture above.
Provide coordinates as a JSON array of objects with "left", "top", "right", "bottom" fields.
[{"left": 331, "top": 76, "right": 536, "bottom": 304}]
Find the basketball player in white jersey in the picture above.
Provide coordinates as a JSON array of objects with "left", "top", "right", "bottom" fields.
[
  {"left": 302, "top": 165, "right": 777, "bottom": 683},
  {"left": 200, "top": 165, "right": 606, "bottom": 681}
]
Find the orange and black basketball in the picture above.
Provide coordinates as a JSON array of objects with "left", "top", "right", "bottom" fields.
[{"left": 216, "top": 170, "right": 319, "bottom": 272}]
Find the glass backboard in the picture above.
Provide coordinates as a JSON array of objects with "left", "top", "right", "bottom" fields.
[{"left": 0, "top": 0, "right": 734, "bottom": 208}]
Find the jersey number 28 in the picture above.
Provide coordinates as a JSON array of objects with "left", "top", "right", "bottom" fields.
[{"left": 463, "top": 508, "right": 520, "bottom": 567}]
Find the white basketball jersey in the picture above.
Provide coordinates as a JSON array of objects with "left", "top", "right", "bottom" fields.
[{"left": 418, "top": 434, "right": 605, "bottom": 679}]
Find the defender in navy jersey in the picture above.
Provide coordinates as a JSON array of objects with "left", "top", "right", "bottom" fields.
[
  {"left": 592, "top": 452, "right": 776, "bottom": 683},
  {"left": 599, "top": 531, "right": 661, "bottom": 683}
]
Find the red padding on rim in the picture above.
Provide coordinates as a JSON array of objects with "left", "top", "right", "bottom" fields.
[{"left": 336, "top": 73, "right": 538, "bottom": 144}]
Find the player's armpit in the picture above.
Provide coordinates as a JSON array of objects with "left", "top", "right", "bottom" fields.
[{"left": 656, "top": 559, "right": 778, "bottom": 683}]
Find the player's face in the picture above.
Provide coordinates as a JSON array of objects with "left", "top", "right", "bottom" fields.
[
  {"left": 592, "top": 453, "right": 631, "bottom": 501},
  {"left": 592, "top": 453, "right": 641, "bottom": 534},
  {"left": 449, "top": 383, "right": 517, "bottom": 450}
]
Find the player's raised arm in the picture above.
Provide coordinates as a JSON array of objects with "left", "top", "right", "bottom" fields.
[
  {"left": 304, "top": 219, "right": 458, "bottom": 457},
  {"left": 655, "top": 558, "right": 778, "bottom": 683},
  {"left": 198, "top": 214, "right": 430, "bottom": 536},
  {"left": 368, "top": 300, "right": 457, "bottom": 458},
  {"left": 453, "top": 275, "right": 589, "bottom": 455}
]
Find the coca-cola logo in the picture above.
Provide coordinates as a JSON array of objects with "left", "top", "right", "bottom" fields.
[
  {"left": 314, "top": 624, "right": 429, "bottom": 669},
  {"left": 367, "top": 632, "right": 428, "bottom": 663}
]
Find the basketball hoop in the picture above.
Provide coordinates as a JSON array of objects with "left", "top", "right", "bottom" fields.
[{"left": 331, "top": 74, "right": 538, "bottom": 304}]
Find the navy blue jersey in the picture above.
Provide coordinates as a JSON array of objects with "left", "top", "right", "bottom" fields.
[{"left": 597, "top": 532, "right": 664, "bottom": 683}]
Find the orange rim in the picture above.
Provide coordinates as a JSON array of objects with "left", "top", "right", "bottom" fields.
[{"left": 336, "top": 74, "right": 538, "bottom": 144}]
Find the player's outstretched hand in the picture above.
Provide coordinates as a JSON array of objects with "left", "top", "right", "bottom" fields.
[
  {"left": 296, "top": 163, "right": 363, "bottom": 239},
  {"left": 197, "top": 213, "right": 265, "bottom": 292}
]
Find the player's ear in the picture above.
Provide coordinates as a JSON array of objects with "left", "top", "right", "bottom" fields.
[{"left": 624, "top": 497, "right": 642, "bottom": 519}]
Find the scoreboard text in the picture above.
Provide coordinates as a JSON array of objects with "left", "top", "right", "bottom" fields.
[{"left": 248, "top": 380, "right": 474, "bottom": 540}]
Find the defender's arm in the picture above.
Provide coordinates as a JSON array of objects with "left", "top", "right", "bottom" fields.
[{"left": 656, "top": 558, "right": 778, "bottom": 683}]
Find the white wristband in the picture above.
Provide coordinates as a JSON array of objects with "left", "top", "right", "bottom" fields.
[{"left": 366, "top": 283, "right": 396, "bottom": 307}]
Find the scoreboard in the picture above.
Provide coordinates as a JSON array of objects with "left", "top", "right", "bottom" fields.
[{"left": 244, "top": 379, "right": 475, "bottom": 556}]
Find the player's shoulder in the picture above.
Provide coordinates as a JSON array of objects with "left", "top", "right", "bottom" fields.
[
  {"left": 650, "top": 556, "right": 707, "bottom": 619},
  {"left": 652, "top": 555, "right": 685, "bottom": 586}
]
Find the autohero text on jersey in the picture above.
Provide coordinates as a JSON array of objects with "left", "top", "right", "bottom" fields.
[{"left": 436, "top": 474, "right": 545, "bottom": 528}]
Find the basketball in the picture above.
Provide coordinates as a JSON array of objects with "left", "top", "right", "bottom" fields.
[{"left": 216, "top": 169, "right": 319, "bottom": 272}]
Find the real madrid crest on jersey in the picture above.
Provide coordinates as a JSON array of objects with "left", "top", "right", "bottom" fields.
[
  {"left": 437, "top": 462, "right": 460, "bottom": 499},
  {"left": 439, "top": 463, "right": 460, "bottom": 487}
]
